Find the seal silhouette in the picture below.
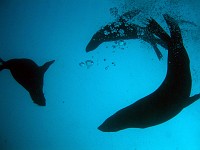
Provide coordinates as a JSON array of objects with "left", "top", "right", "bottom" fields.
[
  {"left": 98, "top": 14, "right": 200, "bottom": 132},
  {"left": 0, "top": 58, "right": 55, "bottom": 106},
  {"left": 86, "top": 10, "right": 167, "bottom": 60}
]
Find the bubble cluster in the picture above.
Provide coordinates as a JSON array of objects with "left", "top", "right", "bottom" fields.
[
  {"left": 114, "top": 40, "right": 126, "bottom": 48},
  {"left": 79, "top": 62, "right": 85, "bottom": 67},
  {"left": 85, "top": 60, "right": 94, "bottom": 68},
  {"left": 105, "top": 66, "right": 109, "bottom": 70},
  {"left": 79, "top": 60, "right": 94, "bottom": 69},
  {"left": 109, "top": 7, "right": 119, "bottom": 18},
  {"left": 104, "top": 30, "right": 110, "bottom": 35}
]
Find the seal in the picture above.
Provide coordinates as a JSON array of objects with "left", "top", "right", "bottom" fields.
[
  {"left": 0, "top": 58, "right": 55, "bottom": 106},
  {"left": 98, "top": 14, "right": 200, "bottom": 132},
  {"left": 86, "top": 10, "right": 167, "bottom": 60}
]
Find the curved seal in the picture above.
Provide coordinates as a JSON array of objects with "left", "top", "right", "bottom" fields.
[
  {"left": 0, "top": 58, "right": 55, "bottom": 106},
  {"left": 98, "top": 14, "right": 200, "bottom": 132},
  {"left": 86, "top": 10, "right": 167, "bottom": 60}
]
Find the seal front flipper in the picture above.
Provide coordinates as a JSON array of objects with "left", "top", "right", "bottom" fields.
[
  {"left": 146, "top": 35, "right": 163, "bottom": 60},
  {"left": 40, "top": 60, "right": 55, "bottom": 74},
  {"left": 147, "top": 18, "right": 171, "bottom": 43}
]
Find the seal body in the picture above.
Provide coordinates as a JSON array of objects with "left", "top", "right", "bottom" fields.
[
  {"left": 0, "top": 58, "right": 54, "bottom": 106},
  {"left": 98, "top": 15, "right": 200, "bottom": 132}
]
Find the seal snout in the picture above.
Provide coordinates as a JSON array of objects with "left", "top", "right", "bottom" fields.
[
  {"left": 98, "top": 124, "right": 110, "bottom": 132},
  {"left": 86, "top": 40, "right": 102, "bottom": 52},
  {"left": 29, "top": 90, "right": 46, "bottom": 106}
]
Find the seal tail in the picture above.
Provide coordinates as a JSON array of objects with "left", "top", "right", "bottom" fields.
[
  {"left": 40, "top": 60, "right": 55, "bottom": 74},
  {"left": 0, "top": 58, "right": 5, "bottom": 71}
]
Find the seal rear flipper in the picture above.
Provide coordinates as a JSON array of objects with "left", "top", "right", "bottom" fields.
[
  {"left": 147, "top": 18, "right": 171, "bottom": 44},
  {"left": 154, "top": 38, "right": 168, "bottom": 50},
  {"left": 40, "top": 60, "right": 55, "bottom": 74},
  {"left": 150, "top": 42, "right": 163, "bottom": 60}
]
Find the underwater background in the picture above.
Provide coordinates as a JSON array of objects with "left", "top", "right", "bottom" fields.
[{"left": 0, "top": 0, "right": 200, "bottom": 149}]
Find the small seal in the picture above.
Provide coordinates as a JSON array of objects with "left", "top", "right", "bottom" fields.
[{"left": 0, "top": 58, "right": 55, "bottom": 106}]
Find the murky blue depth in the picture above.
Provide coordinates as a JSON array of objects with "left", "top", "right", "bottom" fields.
[{"left": 0, "top": 0, "right": 200, "bottom": 150}]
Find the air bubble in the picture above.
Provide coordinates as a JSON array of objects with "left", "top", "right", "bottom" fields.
[
  {"left": 85, "top": 60, "right": 94, "bottom": 69},
  {"left": 79, "top": 62, "right": 85, "bottom": 67},
  {"left": 105, "top": 66, "right": 109, "bottom": 70}
]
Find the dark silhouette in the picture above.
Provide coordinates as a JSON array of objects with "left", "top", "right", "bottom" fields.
[
  {"left": 86, "top": 10, "right": 167, "bottom": 60},
  {"left": 0, "top": 58, "right": 55, "bottom": 106},
  {"left": 98, "top": 14, "right": 200, "bottom": 132}
]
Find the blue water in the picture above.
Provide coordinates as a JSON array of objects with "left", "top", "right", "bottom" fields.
[{"left": 0, "top": 0, "right": 200, "bottom": 150}]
